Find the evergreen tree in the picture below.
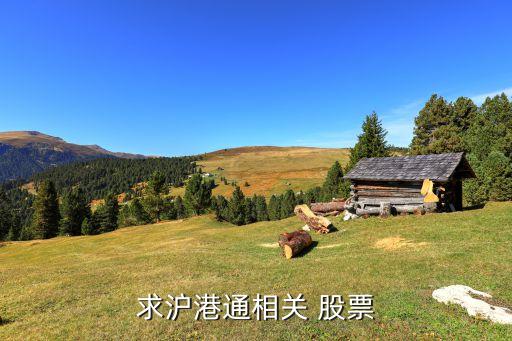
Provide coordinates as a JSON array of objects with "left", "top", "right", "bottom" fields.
[
  {"left": 411, "top": 95, "right": 476, "bottom": 155},
  {"left": 174, "top": 196, "right": 188, "bottom": 219},
  {"left": 0, "top": 189, "right": 11, "bottom": 241},
  {"left": 305, "top": 186, "right": 322, "bottom": 204},
  {"left": 254, "top": 195, "right": 269, "bottom": 221},
  {"left": 346, "top": 112, "right": 389, "bottom": 171},
  {"left": 60, "top": 187, "right": 89, "bottom": 236},
  {"left": 184, "top": 174, "right": 212, "bottom": 215},
  {"left": 244, "top": 197, "right": 256, "bottom": 224},
  {"left": 160, "top": 198, "right": 177, "bottom": 221},
  {"left": 268, "top": 195, "right": 281, "bottom": 220},
  {"left": 32, "top": 180, "right": 60, "bottom": 239},
  {"left": 322, "top": 161, "right": 350, "bottom": 200},
  {"left": 81, "top": 217, "right": 95, "bottom": 235},
  {"left": 280, "top": 190, "right": 296, "bottom": 219},
  {"left": 464, "top": 94, "right": 512, "bottom": 205},
  {"left": 213, "top": 195, "right": 229, "bottom": 222},
  {"left": 228, "top": 186, "right": 246, "bottom": 225},
  {"left": 97, "top": 194, "right": 119, "bottom": 233},
  {"left": 147, "top": 171, "right": 166, "bottom": 196},
  {"left": 143, "top": 172, "right": 167, "bottom": 223}
]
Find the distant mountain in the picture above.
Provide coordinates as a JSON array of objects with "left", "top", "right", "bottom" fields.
[{"left": 0, "top": 131, "right": 146, "bottom": 182}]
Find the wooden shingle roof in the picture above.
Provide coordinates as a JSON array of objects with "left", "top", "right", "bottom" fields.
[{"left": 344, "top": 152, "right": 476, "bottom": 182}]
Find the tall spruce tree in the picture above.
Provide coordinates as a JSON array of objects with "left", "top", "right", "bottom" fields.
[
  {"left": 143, "top": 172, "right": 167, "bottom": 223},
  {"left": 268, "top": 195, "right": 281, "bottom": 220},
  {"left": 184, "top": 174, "right": 212, "bottom": 215},
  {"left": 228, "top": 186, "right": 246, "bottom": 225},
  {"left": 213, "top": 195, "right": 229, "bottom": 222},
  {"left": 0, "top": 189, "right": 12, "bottom": 241},
  {"left": 411, "top": 95, "right": 476, "bottom": 155},
  {"left": 254, "top": 195, "right": 269, "bottom": 221},
  {"left": 322, "top": 161, "right": 350, "bottom": 200},
  {"left": 346, "top": 112, "right": 389, "bottom": 171},
  {"left": 60, "top": 187, "right": 89, "bottom": 236},
  {"left": 464, "top": 94, "right": 512, "bottom": 205},
  {"left": 32, "top": 180, "right": 60, "bottom": 239},
  {"left": 244, "top": 197, "right": 256, "bottom": 224},
  {"left": 174, "top": 196, "right": 188, "bottom": 219},
  {"left": 97, "top": 193, "right": 119, "bottom": 232},
  {"left": 280, "top": 190, "right": 296, "bottom": 219}
]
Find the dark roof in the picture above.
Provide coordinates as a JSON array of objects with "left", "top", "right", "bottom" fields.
[{"left": 344, "top": 152, "right": 476, "bottom": 182}]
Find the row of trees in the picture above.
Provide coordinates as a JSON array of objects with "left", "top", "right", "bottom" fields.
[
  {"left": 410, "top": 93, "right": 512, "bottom": 205},
  {"left": 22, "top": 172, "right": 217, "bottom": 239}
]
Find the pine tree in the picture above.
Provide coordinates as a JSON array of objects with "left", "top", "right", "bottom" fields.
[
  {"left": 174, "top": 196, "right": 188, "bottom": 219},
  {"left": 346, "top": 112, "right": 389, "bottom": 171},
  {"left": 463, "top": 94, "right": 512, "bottom": 205},
  {"left": 280, "top": 190, "right": 296, "bottom": 219},
  {"left": 60, "top": 187, "right": 89, "bottom": 236},
  {"left": 322, "top": 161, "right": 350, "bottom": 200},
  {"left": 228, "top": 186, "right": 246, "bottom": 225},
  {"left": 254, "top": 195, "right": 269, "bottom": 221},
  {"left": 268, "top": 195, "right": 281, "bottom": 220},
  {"left": 244, "top": 197, "right": 256, "bottom": 224},
  {"left": 97, "top": 194, "right": 119, "bottom": 233},
  {"left": 410, "top": 95, "right": 476, "bottom": 155},
  {"left": 143, "top": 172, "right": 167, "bottom": 223},
  {"left": 32, "top": 180, "right": 60, "bottom": 239},
  {"left": 147, "top": 171, "right": 166, "bottom": 196},
  {"left": 305, "top": 186, "right": 322, "bottom": 204},
  {"left": 81, "top": 217, "right": 95, "bottom": 235},
  {"left": 184, "top": 174, "right": 212, "bottom": 215},
  {"left": 0, "top": 189, "right": 11, "bottom": 241},
  {"left": 213, "top": 195, "right": 229, "bottom": 222}
]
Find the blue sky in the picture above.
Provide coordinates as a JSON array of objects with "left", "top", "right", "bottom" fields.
[{"left": 1, "top": 1, "right": 511, "bottom": 156}]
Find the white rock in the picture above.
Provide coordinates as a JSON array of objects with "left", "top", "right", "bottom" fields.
[
  {"left": 343, "top": 211, "right": 358, "bottom": 221},
  {"left": 432, "top": 285, "right": 512, "bottom": 324},
  {"left": 302, "top": 225, "right": 311, "bottom": 231}
]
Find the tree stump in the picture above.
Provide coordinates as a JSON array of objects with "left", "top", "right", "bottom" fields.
[{"left": 278, "top": 230, "right": 313, "bottom": 259}]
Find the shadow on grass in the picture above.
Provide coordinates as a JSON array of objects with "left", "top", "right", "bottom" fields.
[
  {"left": 463, "top": 204, "right": 486, "bottom": 211},
  {"left": 293, "top": 241, "right": 318, "bottom": 258},
  {"left": 329, "top": 225, "right": 340, "bottom": 233},
  {"left": 0, "top": 317, "right": 14, "bottom": 326}
]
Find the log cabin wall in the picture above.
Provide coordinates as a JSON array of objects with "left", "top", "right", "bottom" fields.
[
  {"left": 351, "top": 180, "right": 424, "bottom": 208},
  {"left": 345, "top": 152, "right": 477, "bottom": 214}
]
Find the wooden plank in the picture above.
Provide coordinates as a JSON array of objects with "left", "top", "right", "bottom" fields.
[
  {"left": 357, "top": 197, "right": 424, "bottom": 205},
  {"left": 354, "top": 185, "right": 422, "bottom": 191},
  {"left": 355, "top": 190, "right": 423, "bottom": 198}
]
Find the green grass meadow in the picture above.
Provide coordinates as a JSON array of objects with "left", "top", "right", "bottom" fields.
[{"left": 1, "top": 202, "right": 512, "bottom": 339}]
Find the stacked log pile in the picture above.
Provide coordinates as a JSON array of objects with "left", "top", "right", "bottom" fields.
[{"left": 278, "top": 230, "right": 313, "bottom": 259}]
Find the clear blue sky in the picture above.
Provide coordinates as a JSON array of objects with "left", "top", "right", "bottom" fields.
[{"left": 1, "top": 1, "right": 511, "bottom": 156}]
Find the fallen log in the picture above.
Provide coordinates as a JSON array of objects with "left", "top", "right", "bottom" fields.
[
  {"left": 316, "top": 210, "right": 341, "bottom": 217},
  {"left": 278, "top": 230, "right": 313, "bottom": 259},
  {"left": 310, "top": 201, "right": 345, "bottom": 213},
  {"left": 294, "top": 205, "right": 331, "bottom": 234}
]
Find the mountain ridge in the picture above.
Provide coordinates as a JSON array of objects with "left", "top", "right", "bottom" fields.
[{"left": 0, "top": 131, "right": 147, "bottom": 182}]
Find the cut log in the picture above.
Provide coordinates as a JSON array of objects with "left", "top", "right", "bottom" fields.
[
  {"left": 310, "top": 201, "right": 345, "bottom": 213},
  {"left": 278, "top": 230, "right": 313, "bottom": 259},
  {"left": 379, "top": 202, "right": 391, "bottom": 218},
  {"left": 294, "top": 205, "right": 331, "bottom": 234},
  {"left": 316, "top": 210, "right": 341, "bottom": 217}
]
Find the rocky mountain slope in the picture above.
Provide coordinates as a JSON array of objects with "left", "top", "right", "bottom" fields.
[{"left": 0, "top": 131, "right": 145, "bottom": 182}]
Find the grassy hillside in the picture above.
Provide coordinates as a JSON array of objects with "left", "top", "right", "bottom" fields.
[
  {"left": 177, "top": 146, "right": 349, "bottom": 198},
  {"left": 1, "top": 203, "right": 512, "bottom": 339}
]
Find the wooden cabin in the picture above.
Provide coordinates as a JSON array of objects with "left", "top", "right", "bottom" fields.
[{"left": 344, "top": 153, "right": 476, "bottom": 215}]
